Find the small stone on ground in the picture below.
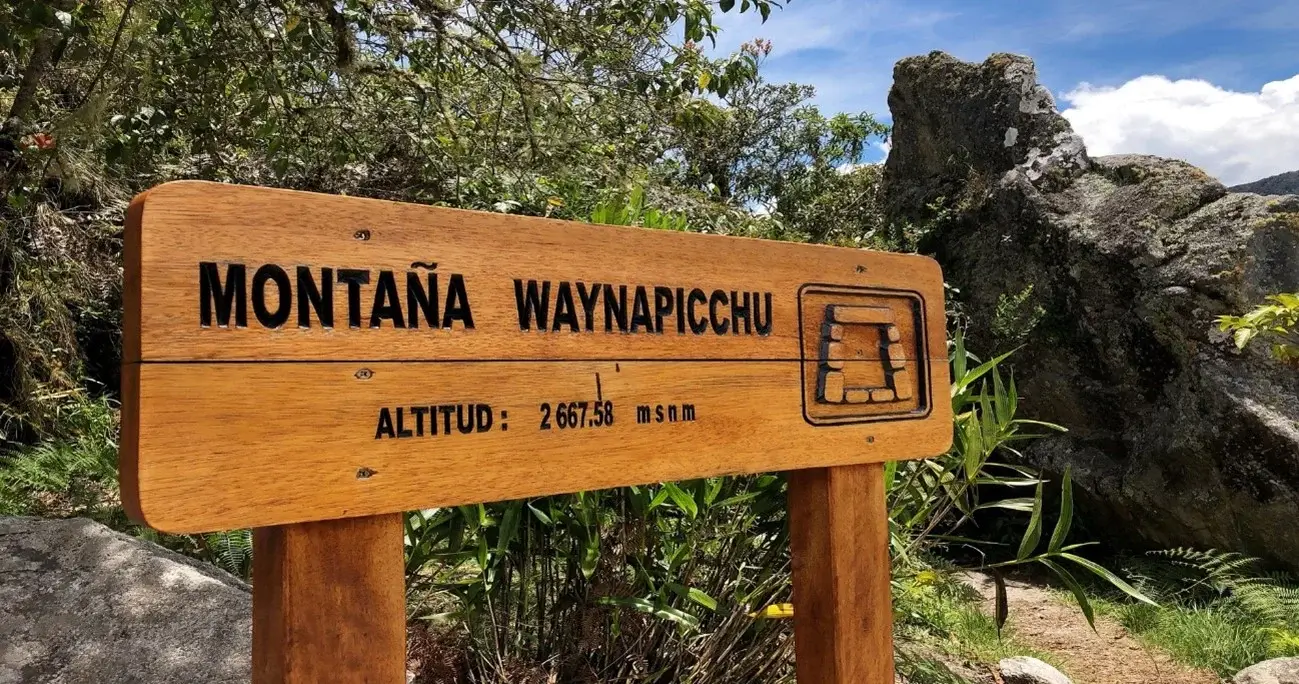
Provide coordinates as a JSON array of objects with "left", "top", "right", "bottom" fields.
[
  {"left": 1235, "top": 657, "right": 1299, "bottom": 684},
  {"left": 1000, "top": 656, "right": 1073, "bottom": 684}
]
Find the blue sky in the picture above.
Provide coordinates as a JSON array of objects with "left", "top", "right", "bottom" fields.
[{"left": 709, "top": 0, "right": 1299, "bottom": 183}]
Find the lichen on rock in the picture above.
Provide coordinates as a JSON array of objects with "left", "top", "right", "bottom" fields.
[{"left": 883, "top": 51, "right": 1299, "bottom": 568}]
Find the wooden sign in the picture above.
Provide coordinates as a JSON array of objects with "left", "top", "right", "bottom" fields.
[
  {"left": 122, "top": 181, "right": 950, "bottom": 533},
  {"left": 121, "top": 181, "right": 952, "bottom": 684}
]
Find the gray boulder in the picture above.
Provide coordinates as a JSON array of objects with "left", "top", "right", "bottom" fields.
[
  {"left": 998, "top": 656, "right": 1073, "bottom": 684},
  {"left": 1236, "top": 658, "right": 1299, "bottom": 684},
  {"left": 0, "top": 516, "right": 251, "bottom": 683},
  {"left": 883, "top": 52, "right": 1299, "bottom": 567}
]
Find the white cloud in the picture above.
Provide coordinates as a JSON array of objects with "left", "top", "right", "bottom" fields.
[{"left": 1060, "top": 74, "right": 1299, "bottom": 186}]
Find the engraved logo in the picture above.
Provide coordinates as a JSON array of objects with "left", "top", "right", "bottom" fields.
[
  {"left": 799, "top": 285, "right": 929, "bottom": 425},
  {"left": 817, "top": 305, "right": 912, "bottom": 405}
]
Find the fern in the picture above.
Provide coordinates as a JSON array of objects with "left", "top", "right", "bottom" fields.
[
  {"left": 203, "top": 529, "right": 253, "bottom": 580},
  {"left": 1144, "top": 548, "right": 1299, "bottom": 634},
  {"left": 0, "top": 396, "right": 120, "bottom": 520},
  {"left": 1150, "top": 548, "right": 1260, "bottom": 594}
]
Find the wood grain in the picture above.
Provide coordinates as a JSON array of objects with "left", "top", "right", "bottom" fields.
[
  {"left": 121, "top": 181, "right": 951, "bottom": 532},
  {"left": 125, "top": 360, "right": 950, "bottom": 532},
  {"left": 124, "top": 181, "right": 946, "bottom": 363},
  {"left": 252, "top": 514, "right": 406, "bottom": 684},
  {"left": 788, "top": 463, "right": 895, "bottom": 684}
]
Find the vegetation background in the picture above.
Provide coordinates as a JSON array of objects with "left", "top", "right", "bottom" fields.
[{"left": 3, "top": 1, "right": 1297, "bottom": 682}]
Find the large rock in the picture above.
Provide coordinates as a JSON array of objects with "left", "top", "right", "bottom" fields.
[
  {"left": 883, "top": 52, "right": 1299, "bottom": 567},
  {"left": 1235, "top": 658, "right": 1299, "bottom": 684},
  {"left": 0, "top": 516, "right": 251, "bottom": 683}
]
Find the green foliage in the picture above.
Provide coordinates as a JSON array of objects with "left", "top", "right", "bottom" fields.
[
  {"left": 4, "top": 3, "right": 1148, "bottom": 679},
  {"left": 0, "top": 395, "right": 121, "bottom": 522},
  {"left": 1091, "top": 548, "right": 1299, "bottom": 676},
  {"left": 991, "top": 285, "right": 1045, "bottom": 346},
  {"left": 202, "top": 529, "right": 254, "bottom": 580},
  {"left": 0, "top": 392, "right": 255, "bottom": 577},
  {"left": 895, "top": 574, "right": 1058, "bottom": 670},
  {"left": 589, "top": 186, "right": 689, "bottom": 231},
  {"left": 893, "top": 331, "right": 1154, "bottom": 632},
  {"left": 394, "top": 318, "right": 1143, "bottom": 680},
  {"left": 1118, "top": 604, "right": 1271, "bottom": 675},
  {"left": 664, "top": 67, "right": 890, "bottom": 245},
  {"left": 1216, "top": 293, "right": 1299, "bottom": 363},
  {"left": 405, "top": 478, "right": 792, "bottom": 682},
  {"left": 0, "top": 0, "right": 801, "bottom": 442}
]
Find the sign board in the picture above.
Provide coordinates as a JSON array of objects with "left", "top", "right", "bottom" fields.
[{"left": 122, "top": 181, "right": 951, "bottom": 533}]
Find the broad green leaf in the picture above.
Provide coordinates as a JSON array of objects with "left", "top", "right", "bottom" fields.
[
  {"left": 715, "top": 490, "right": 761, "bottom": 507},
  {"left": 1007, "top": 371, "right": 1019, "bottom": 418},
  {"left": 668, "top": 582, "right": 718, "bottom": 611},
  {"left": 648, "top": 486, "right": 672, "bottom": 510},
  {"left": 975, "top": 497, "right": 1036, "bottom": 513},
  {"left": 664, "top": 481, "right": 698, "bottom": 519},
  {"left": 1011, "top": 419, "right": 1068, "bottom": 432},
  {"left": 581, "top": 534, "right": 601, "bottom": 579},
  {"left": 687, "top": 588, "right": 718, "bottom": 611},
  {"left": 952, "top": 348, "right": 1017, "bottom": 399},
  {"left": 1017, "top": 482, "right": 1044, "bottom": 560},
  {"left": 1048, "top": 468, "right": 1073, "bottom": 553},
  {"left": 496, "top": 502, "right": 522, "bottom": 554},
  {"left": 962, "top": 412, "right": 984, "bottom": 478},
  {"left": 953, "top": 330, "right": 968, "bottom": 381},
  {"left": 704, "top": 477, "right": 724, "bottom": 505},
  {"left": 993, "top": 366, "right": 1010, "bottom": 426},
  {"left": 1041, "top": 558, "right": 1096, "bottom": 631},
  {"left": 1059, "top": 553, "right": 1157, "bottom": 605}
]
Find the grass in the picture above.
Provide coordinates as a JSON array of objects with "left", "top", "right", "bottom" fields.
[
  {"left": 1054, "top": 548, "right": 1299, "bottom": 679},
  {"left": 894, "top": 567, "right": 1064, "bottom": 680},
  {"left": 1091, "top": 596, "right": 1277, "bottom": 677}
]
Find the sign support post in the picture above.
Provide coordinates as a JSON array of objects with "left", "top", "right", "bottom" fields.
[
  {"left": 251, "top": 515, "right": 407, "bottom": 684},
  {"left": 789, "top": 463, "right": 895, "bottom": 683}
]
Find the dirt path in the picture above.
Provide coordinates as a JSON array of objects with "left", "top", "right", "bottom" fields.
[{"left": 961, "top": 573, "right": 1222, "bottom": 684}]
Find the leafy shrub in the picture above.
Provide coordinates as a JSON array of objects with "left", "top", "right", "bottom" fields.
[
  {"left": 1216, "top": 293, "right": 1299, "bottom": 363},
  {"left": 395, "top": 330, "right": 1147, "bottom": 682}
]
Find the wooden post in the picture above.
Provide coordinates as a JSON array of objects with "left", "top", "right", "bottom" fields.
[
  {"left": 788, "top": 462, "right": 895, "bottom": 683},
  {"left": 252, "top": 514, "right": 407, "bottom": 684}
]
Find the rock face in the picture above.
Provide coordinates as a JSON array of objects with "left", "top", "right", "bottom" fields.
[
  {"left": 1236, "top": 658, "right": 1299, "bottom": 684},
  {"left": 883, "top": 52, "right": 1299, "bottom": 567},
  {"left": 999, "top": 657, "right": 1073, "bottom": 684},
  {"left": 0, "top": 516, "right": 251, "bottom": 683}
]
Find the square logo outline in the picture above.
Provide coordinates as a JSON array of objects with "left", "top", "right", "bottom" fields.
[{"left": 797, "top": 283, "right": 933, "bottom": 427}]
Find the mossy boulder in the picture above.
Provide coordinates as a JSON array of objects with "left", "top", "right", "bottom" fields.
[{"left": 884, "top": 52, "right": 1299, "bottom": 567}]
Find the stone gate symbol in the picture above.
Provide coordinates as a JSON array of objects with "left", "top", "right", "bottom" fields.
[{"left": 816, "top": 305, "right": 912, "bottom": 405}]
